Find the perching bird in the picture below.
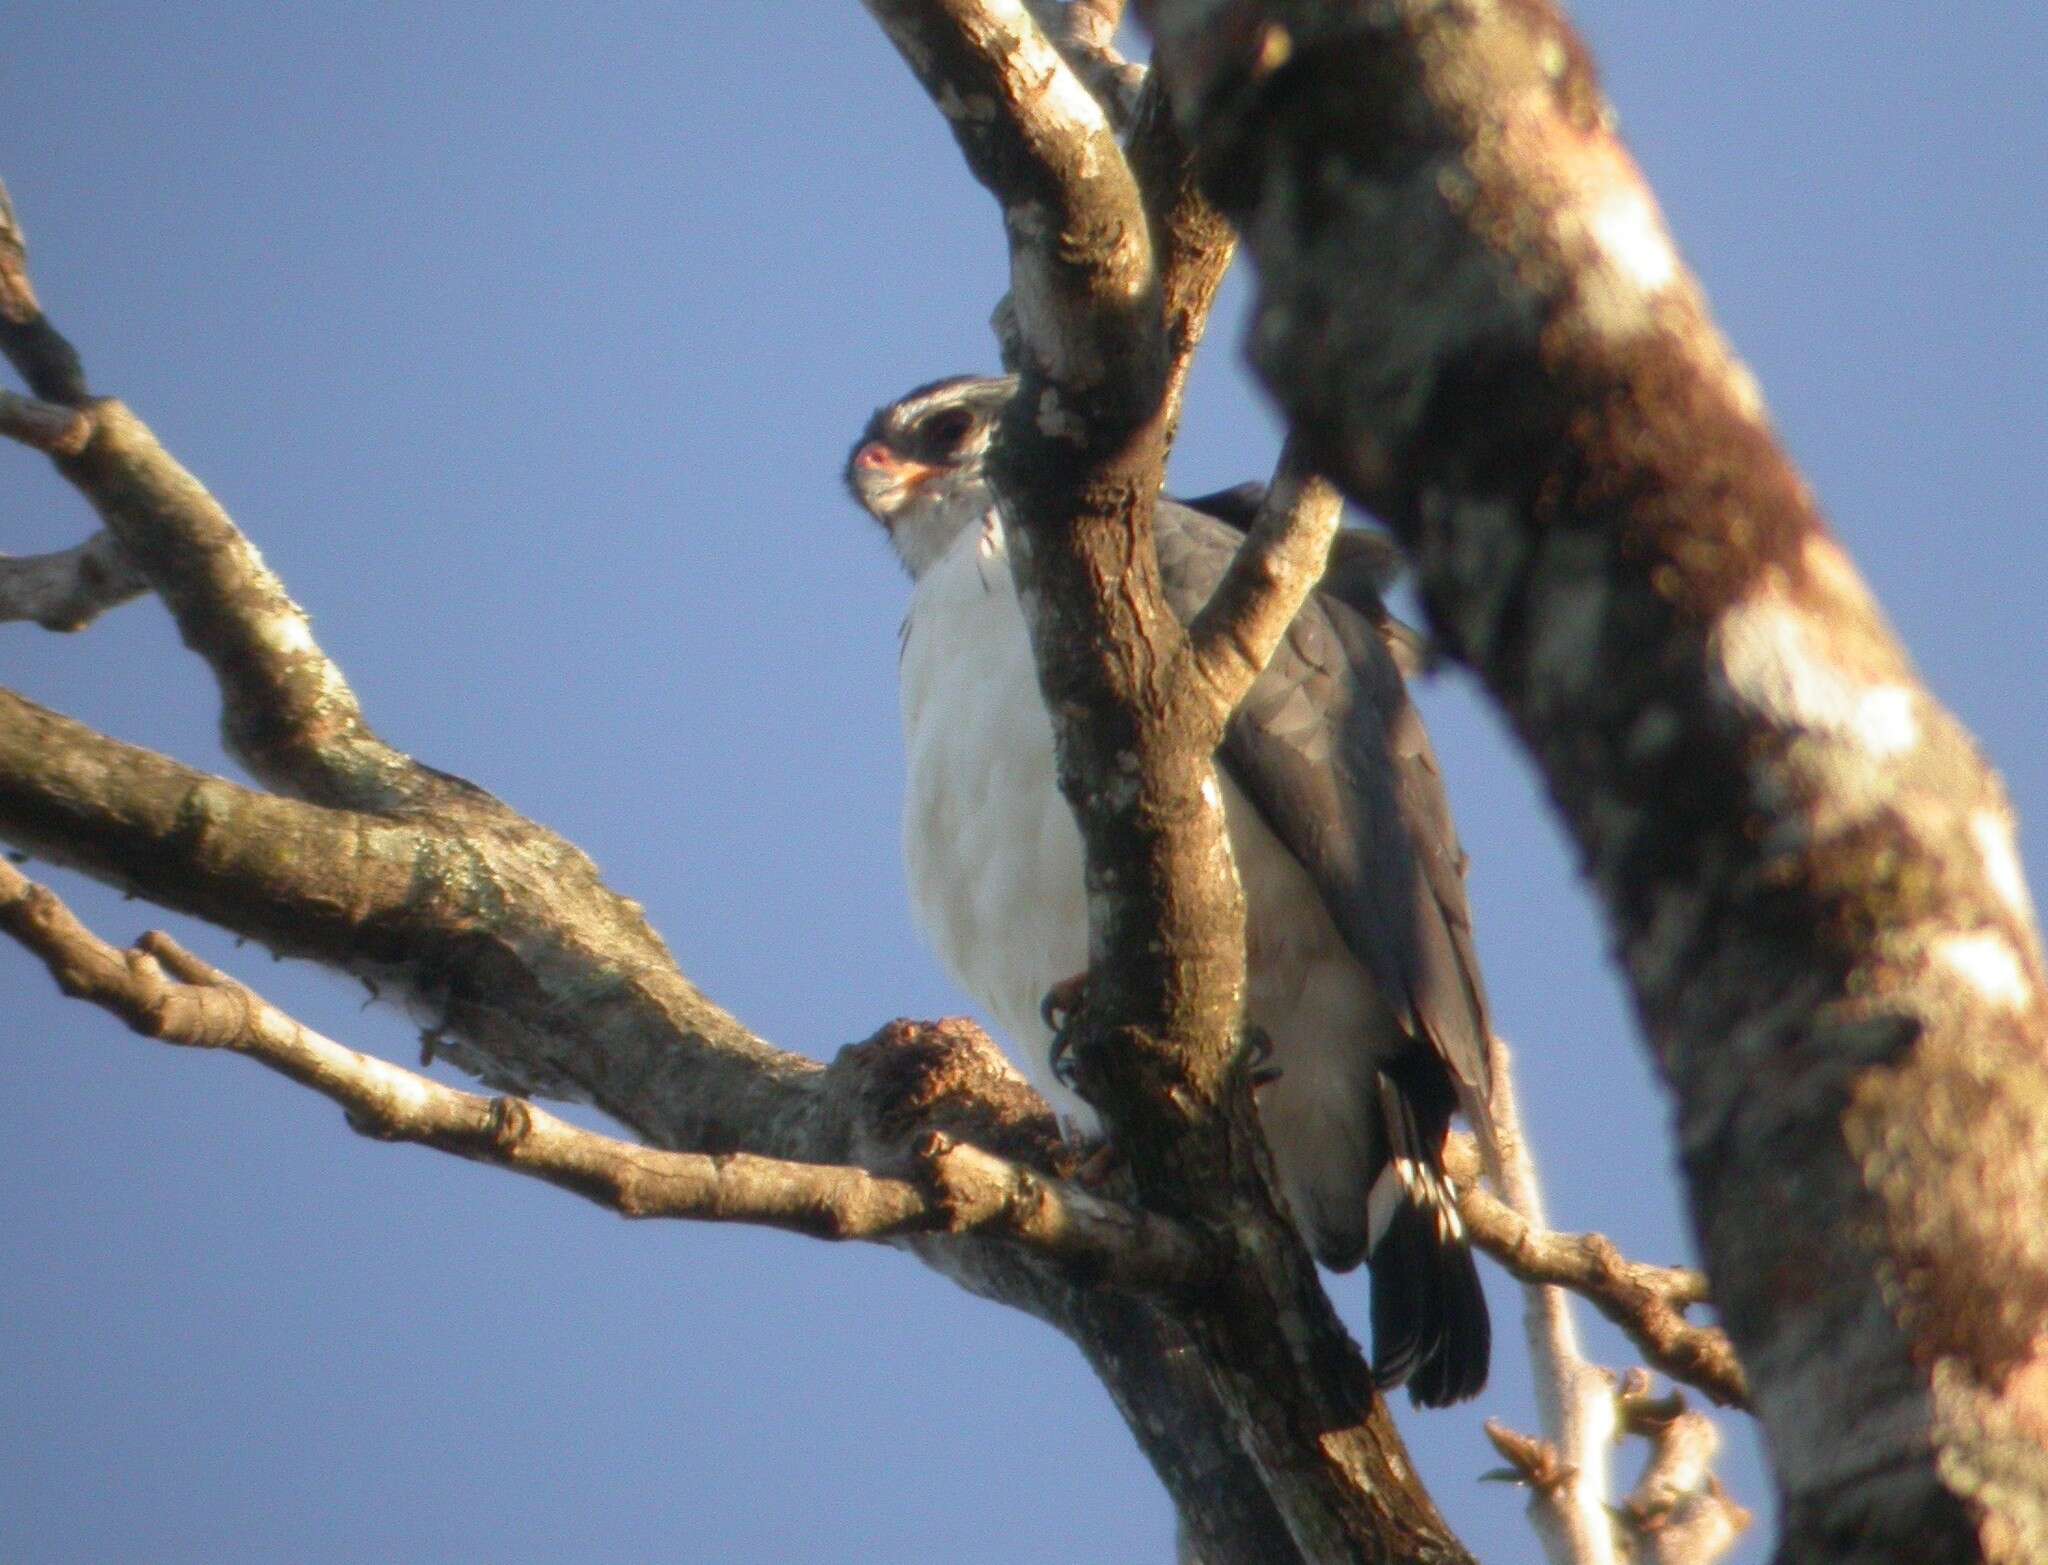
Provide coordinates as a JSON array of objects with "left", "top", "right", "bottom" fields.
[{"left": 846, "top": 375, "right": 1492, "bottom": 1405}]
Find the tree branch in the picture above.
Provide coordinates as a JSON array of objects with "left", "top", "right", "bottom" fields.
[
  {"left": 1616, "top": 1375, "right": 1753, "bottom": 1564},
  {"left": 1142, "top": 1, "right": 2048, "bottom": 1555},
  {"left": 0, "top": 178, "right": 89, "bottom": 404},
  {"left": 0, "top": 386, "right": 93, "bottom": 454},
  {"left": 1029, "top": 0, "right": 1146, "bottom": 130},
  {"left": 1183, "top": 438, "right": 1341, "bottom": 726},
  {"left": 0, "top": 528, "right": 146, "bottom": 631},
  {"left": 1446, "top": 1130, "right": 1744, "bottom": 1410},
  {"left": 1470, "top": 1034, "right": 1623, "bottom": 1565},
  {"left": 869, "top": 6, "right": 1483, "bottom": 1559},
  {"left": 0, "top": 857, "right": 1214, "bottom": 1289}
]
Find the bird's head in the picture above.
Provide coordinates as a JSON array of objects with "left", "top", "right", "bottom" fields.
[{"left": 846, "top": 375, "right": 1016, "bottom": 579}]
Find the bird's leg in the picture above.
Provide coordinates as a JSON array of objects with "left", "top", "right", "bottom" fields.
[
  {"left": 1041, "top": 970, "right": 1091, "bottom": 1090},
  {"left": 1040, "top": 972, "right": 1127, "bottom": 1187}
]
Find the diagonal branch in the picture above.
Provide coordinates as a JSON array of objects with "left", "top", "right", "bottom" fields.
[
  {"left": 0, "top": 184, "right": 421, "bottom": 810},
  {"left": 1137, "top": 4, "right": 2048, "bottom": 1553},
  {"left": 1183, "top": 437, "right": 1341, "bottom": 729},
  {"left": 0, "top": 857, "right": 1215, "bottom": 1289},
  {"left": 1446, "top": 1129, "right": 1744, "bottom": 1409},
  {"left": 1, "top": 529, "right": 146, "bottom": 631},
  {"left": 0, "top": 178, "right": 89, "bottom": 404},
  {"left": 1, "top": 386, "right": 93, "bottom": 454}
]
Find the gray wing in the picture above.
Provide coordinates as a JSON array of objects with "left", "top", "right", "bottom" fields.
[{"left": 1154, "top": 498, "right": 1492, "bottom": 1106}]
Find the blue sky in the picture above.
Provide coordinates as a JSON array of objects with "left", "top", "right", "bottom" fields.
[{"left": 2, "top": 7, "right": 2042, "bottom": 1562}]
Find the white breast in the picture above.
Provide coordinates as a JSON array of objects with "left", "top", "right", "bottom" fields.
[
  {"left": 899, "top": 515, "right": 1095, "bottom": 1128},
  {"left": 898, "top": 516, "right": 1395, "bottom": 1262}
]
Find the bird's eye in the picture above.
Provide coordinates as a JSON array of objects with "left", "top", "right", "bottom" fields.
[{"left": 918, "top": 408, "right": 977, "bottom": 455}]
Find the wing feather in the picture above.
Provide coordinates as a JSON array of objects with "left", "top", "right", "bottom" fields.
[{"left": 1153, "top": 499, "right": 1492, "bottom": 1107}]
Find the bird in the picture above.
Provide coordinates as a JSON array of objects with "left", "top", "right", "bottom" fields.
[{"left": 846, "top": 374, "right": 1493, "bottom": 1406}]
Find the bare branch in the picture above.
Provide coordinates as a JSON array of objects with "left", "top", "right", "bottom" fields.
[
  {"left": 0, "top": 387, "right": 92, "bottom": 454},
  {"left": 1122, "top": 74, "right": 1233, "bottom": 446},
  {"left": 0, "top": 856, "right": 1218, "bottom": 1288},
  {"left": 0, "top": 185, "right": 421, "bottom": 809},
  {"left": 1617, "top": 1376, "right": 1754, "bottom": 1564},
  {"left": 868, "top": 9, "right": 1479, "bottom": 1559},
  {"left": 52, "top": 398, "right": 427, "bottom": 808},
  {"left": 0, "top": 178, "right": 90, "bottom": 404},
  {"left": 864, "top": 0, "right": 1158, "bottom": 398},
  {"left": 1446, "top": 1130, "right": 1743, "bottom": 1409},
  {"left": 1029, "top": 0, "right": 1145, "bottom": 129},
  {"left": 0, "top": 529, "right": 145, "bottom": 631},
  {"left": 1472, "top": 1034, "right": 1623, "bottom": 1565},
  {"left": 1183, "top": 438, "right": 1341, "bottom": 729}
]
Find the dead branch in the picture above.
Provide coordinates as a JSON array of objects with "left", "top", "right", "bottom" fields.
[
  {"left": 1473, "top": 1034, "right": 1623, "bottom": 1565},
  {"left": 1446, "top": 1130, "right": 1744, "bottom": 1409},
  {"left": 0, "top": 178, "right": 89, "bottom": 404},
  {"left": 0, "top": 857, "right": 1215, "bottom": 1288},
  {"left": 1184, "top": 438, "right": 1342, "bottom": 720},
  {"left": 0, "top": 386, "right": 92, "bottom": 454},
  {"left": 1617, "top": 1374, "right": 1754, "bottom": 1564},
  {"left": 0, "top": 528, "right": 145, "bottom": 631}
]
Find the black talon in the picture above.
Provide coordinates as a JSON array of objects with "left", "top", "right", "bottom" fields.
[
  {"left": 1243, "top": 1026, "right": 1282, "bottom": 1089},
  {"left": 1049, "top": 1025, "right": 1081, "bottom": 1092}
]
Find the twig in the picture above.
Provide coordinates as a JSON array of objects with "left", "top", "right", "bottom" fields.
[
  {"left": 1476, "top": 1033, "right": 1622, "bottom": 1565},
  {"left": 0, "top": 387, "right": 93, "bottom": 454},
  {"left": 0, "top": 529, "right": 146, "bottom": 631},
  {"left": 1616, "top": 1373, "right": 1753, "bottom": 1564},
  {"left": 0, "top": 857, "right": 1217, "bottom": 1291},
  {"left": 0, "top": 184, "right": 422, "bottom": 810},
  {"left": 1185, "top": 438, "right": 1342, "bottom": 720},
  {"left": 1445, "top": 1130, "right": 1747, "bottom": 1408},
  {"left": 0, "top": 177, "right": 90, "bottom": 403}
]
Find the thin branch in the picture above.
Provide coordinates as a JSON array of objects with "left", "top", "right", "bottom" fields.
[
  {"left": 1183, "top": 437, "right": 1341, "bottom": 730},
  {"left": 0, "top": 529, "right": 145, "bottom": 631},
  {"left": 0, "top": 857, "right": 1217, "bottom": 1290},
  {"left": 1446, "top": 1130, "right": 1746, "bottom": 1409},
  {"left": 1473, "top": 1034, "right": 1622, "bottom": 1565},
  {"left": 0, "top": 178, "right": 90, "bottom": 404},
  {"left": 1029, "top": 0, "right": 1145, "bottom": 129},
  {"left": 53, "top": 399, "right": 425, "bottom": 808},
  {"left": 0, "top": 184, "right": 421, "bottom": 810},
  {"left": 1617, "top": 1375, "right": 1753, "bottom": 1564},
  {"left": 864, "top": 0, "right": 1159, "bottom": 398},
  {"left": 0, "top": 387, "right": 93, "bottom": 454}
]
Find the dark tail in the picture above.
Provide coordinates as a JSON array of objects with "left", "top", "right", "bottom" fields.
[{"left": 1366, "top": 1077, "right": 1490, "bottom": 1407}]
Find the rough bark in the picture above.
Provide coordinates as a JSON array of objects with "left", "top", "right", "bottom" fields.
[{"left": 1140, "top": 2, "right": 2048, "bottom": 1558}]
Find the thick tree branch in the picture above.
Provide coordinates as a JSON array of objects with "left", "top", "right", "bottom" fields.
[
  {"left": 0, "top": 528, "right": 145, "bottom": 631},
  {"left": 1142, "top": 2, "right": 2048, "bottom": 1557},
  {"left": 870, "top": 6, "right": 1480, "bottom": 1560}
]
